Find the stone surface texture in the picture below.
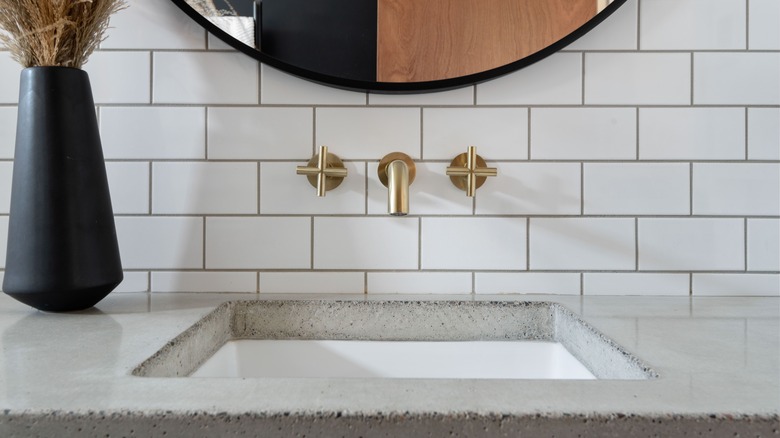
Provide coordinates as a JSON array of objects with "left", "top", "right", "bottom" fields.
[{"left": 0, "top": 293, "right": 777, "bottom": 437}]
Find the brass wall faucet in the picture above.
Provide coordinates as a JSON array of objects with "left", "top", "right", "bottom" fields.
[
  {"left": 296, "top": 146, "right": 347, "bottom": 197},
  {"left": 446, "top": 146, "right": 497, "bottom": 197},
  {"left": 377, "top": 152, "right": 416, "bottom": 216}
]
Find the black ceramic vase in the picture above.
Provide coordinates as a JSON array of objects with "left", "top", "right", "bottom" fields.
[{"left": 3, "top": 67, "right": 123, "bottom": 312}]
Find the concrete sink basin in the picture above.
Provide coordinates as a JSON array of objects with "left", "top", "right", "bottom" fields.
[{"left": 132, "top": 300, "right": 656, "bottom": 380}]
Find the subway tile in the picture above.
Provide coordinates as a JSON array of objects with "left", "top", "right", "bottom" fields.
[
  {"left": 530, "top": 108, "right": 636, "bottom": 160},
  {"left": 83, "top": 51, "right": 151, "bottom": 104},
  {"left": 115, "top": 217, "right": 203, "bottom": 269},
  {"left": 748, "top": 219, "right": 780, "bottom": 272},
  {"left": 422, "top": 218, "right": 526, "bottom": 270},
  {"left": 114, "top": 272, "right": 149, "bottom": 293},
  {"left": 314, "top": 217, "right": 418, "bottom": 270},
  {"left": 640, "top": 0, "right": 746, "bottom": 50},
  {"left": 367, "top": 162, "right": 473, "bottom": 216},
  {"left": 0, "top": 162, "right": 11, "bottom": 213},
  {"left": 583, "top": 273, "right": 690, "bottom": 296},
  {"left": 206, "top": 217, "right": 310, "bottom": 269},
  {"left": 0, "top": 107, "right": 16, "bottom": 158},
  {"left": 749, "top": 0, "right": 780, "bottom": 50},
  {"left": 102, "top": 0, "right": 206, "bottom": 49},
  {"left": 423, "top": 108, "right": 528, "bottom": 160},
  {"left": 476, "top": 53, "right": 582, "bottom": 105},
  {"left": 584, "top": 53, "right": 690, "bottom": 105},
  {"left": 367, "top": 272, "right": 472, "bottom": 294},
  {"left": 101, "top": 107, "right": 206, "bottom": 159},
  {"left": 693, "top": 274, "right": 780, "bottom": 296},
  {"left": 261, "top": 161, "right": 366, "bottom": 215},
  {"left": 475, "top": 273, "right": 580, "bottom": 295},
  {"left": 748, "top": 108, "right": 780, "bottom": 160},
  {"left": 207, "top": 107, "right": 313, "bottom": 160},
  {"left": 639, "top": 108, "right": 745, "bottom": 160},
  {"left": 565, "top": 0, "right": 638, "bottom": 50},
  {"left": 0, "top": 215, "right": 7, "bottom": 268},
  {"left": 476, "top": 163, "right": 581, "bottom": 215},
  {"left": 153, "top": 52, "right": 258, "bottom": 104},
  {"left": 369, "top": 87, "right": 474, "bottom": 106},
  {"left": 207, "top": 33, "right": 236, "bottom": 51},
  {"left": 259, "top": 272, "right": 364, "bottom": 294},
  {"left": 0, "top": 53, "right": 20, "bottom": 104},
  {"left": 316, "top": 108, "right": 420, "bottom": 160},
  {"left": 529, "top": 218, "right": 635, "bottom": 270},
  {"left": 693, "top": 164, "right": 780, "bottom": 216},
  {"left": 152, "top": 272, "right": 257, "bottom": 293},
  {"left": 261, "top": 65, "right": 366, "bottom": 105},
  {"left": 639, "top": 219, "right": 744, "bottom": 271},
  {"left": 152, "top": 162, "right": 257, "bottom": 214},
  {"left": 105, "top": 162, "right": 149, "bottom": 214},
  {"left": 584, "top": 163, "right": 689, "bottom": 215},
  {"left": 694, "top": 53, "right": 780, "bottom": 105}
]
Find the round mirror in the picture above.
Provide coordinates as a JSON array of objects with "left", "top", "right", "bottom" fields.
[{"left": 170, "top": 0, "right": 627, "bottom": 93}]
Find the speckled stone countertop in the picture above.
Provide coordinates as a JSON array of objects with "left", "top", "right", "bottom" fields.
[{"left": 0, "top": 293, "right": 777, "bottom": 437}]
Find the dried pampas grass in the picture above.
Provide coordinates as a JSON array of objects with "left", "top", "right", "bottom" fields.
[
  {"left": 0, "top": 0, "right": 126, "bottom": 69},
  {"left": 188, "top": 0, "right": 236, "bottom": 17}
]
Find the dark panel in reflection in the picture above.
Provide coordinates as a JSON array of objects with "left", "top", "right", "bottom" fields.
[{"left": 260, "top": 0, "right": 377, "bottom": 82}]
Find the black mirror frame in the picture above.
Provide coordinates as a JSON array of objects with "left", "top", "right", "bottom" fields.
[{"left": 169, "top": 0, "right": 628, "bottom": 94}]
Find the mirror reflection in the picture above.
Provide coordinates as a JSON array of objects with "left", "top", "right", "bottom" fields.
[{"left": 176, "top": 0, "right": 621, "bottom": 90}]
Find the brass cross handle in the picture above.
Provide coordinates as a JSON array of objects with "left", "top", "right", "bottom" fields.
[
  {"left": 296, "top": 146, "right": 348, "bottom": 197},
  {"left": 445, "top": 146, "right": 497, "bottom": 197}
]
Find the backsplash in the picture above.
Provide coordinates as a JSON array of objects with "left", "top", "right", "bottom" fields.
[{"left": 0, "top": 0, "right": 777, "bottom": 296}]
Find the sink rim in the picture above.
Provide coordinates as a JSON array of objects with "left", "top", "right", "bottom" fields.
[{"left": 131, "top": 300, "right": 658, "bottom": 380}]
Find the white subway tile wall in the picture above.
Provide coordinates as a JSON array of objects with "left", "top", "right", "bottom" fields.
[{"left": 0, "top": 0, "right": 777, "bottom": 296}]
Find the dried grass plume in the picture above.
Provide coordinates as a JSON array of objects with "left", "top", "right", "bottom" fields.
[{"left": 0, "top": 0, "right": 127, "bottom": 69}]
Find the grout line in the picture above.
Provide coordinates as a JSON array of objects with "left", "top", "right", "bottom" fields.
[
  {"left": 581, "top": 52, "right": 586, "bottom": 105},
  {"left": 636, "top": 0, "right": 641, "bottom": 50},
  {"left": 419, "top": 108, "right": 424, "bottom": 159},
  {"left": 310, "top": 217, "right": 315, "bottom": 270},
  {"left": 147, "top": 271, "right": 152, "bottom": 294},
  {"left": 201, "top": 216, "right": 206, "bottom": 270},
  {"left": 744, "top": 217, "right": 748, "bottom": 272},
  {"left": 635, "top": 107, "right": 640, "bottom": 159},
  {"left": 255, "top": 161, "right": 263, "bottom": 215},
  {"left": 148, "top": 51, "right": 154, "bottom": 104},
  {"left": 364, "top": 162, "right": 369, "bottom": 214},
  {"left": 580, "top": 162, "right": 585, "bottom": 215},
  {"left": 204, "top": 107, "right": 209, "bottom": 159},
  {"left": 689, "top": 272, "right": 693, "bottom": 296},
  {"left": 526, "top": 218, "right": 531, "bottom": 271},
  {"left": 364, "top": 272, "right": 368, "bottom": 295},
  {"left": 527, "top": 109, "right": 532, "bottom": 160},
  {"left": 744, "top": 107, "right": 750, "bottom": 160},
  {"left": 257, "top": 63, "right": 262, "bottom": 104},
  {"left": 689, "top": 52, "right": 695, "bottom": 106},
  {"left": 689, "top": 162, "right": 694, "bottom": 215},
  {"left": 580, "top": 273, "right": 584, "bottom": 296},
  {"left": 111, "top": 268, "right": 780, "bottom": 274},
  {"left": 147, "top": 161, "right": 153, "bottom": 214},
  {"left": 635, "top": 218, "right": 639, "bottom": 271},
  {"left": 256, "top": 271, "right": 260, "bottom": 294},
  {"left": 311, "top": 108, "right": 317, "bottom": 154},
  {"left": 418, "top": 218, "right": 422, "bottom": 270},
  {"left": 746, "top": 0, "right": 750, "bottom": 50},
  {"left": 471, "top": 272, "right": 476, "bottom": 295},
  {"left": 472, "top": 85, "right": 477, "bottom": 106}
]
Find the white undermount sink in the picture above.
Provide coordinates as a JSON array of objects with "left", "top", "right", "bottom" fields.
[
  {"left": 190, "top": 339, "right": 596, "bottom": 379},
  {"left": 132, "top": 300, "right": 656, "bottom": 381}
]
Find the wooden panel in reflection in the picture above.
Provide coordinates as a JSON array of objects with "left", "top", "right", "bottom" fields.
[{"left": 377, "top": 0, "right": 598, "bottom": 82}]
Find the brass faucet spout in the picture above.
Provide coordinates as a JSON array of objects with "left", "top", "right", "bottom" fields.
[
  {"left": 378, "top": 152, "right": 416, "bottom": 216},
  {"left": 387, "top": 160, "right": 410, "bottom": 216}
]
